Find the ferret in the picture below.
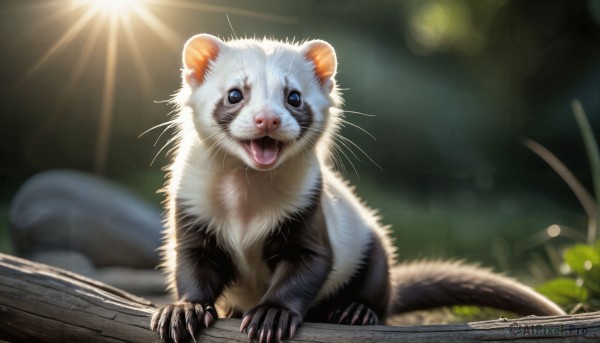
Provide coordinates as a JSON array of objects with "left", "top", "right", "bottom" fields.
[{"left": 150, "top": 34, "right": 565, "bottom": 343}]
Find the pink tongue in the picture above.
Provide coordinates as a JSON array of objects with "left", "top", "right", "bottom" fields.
[{"left": 250, "top": 138, "right": 279, "bottom": 165}]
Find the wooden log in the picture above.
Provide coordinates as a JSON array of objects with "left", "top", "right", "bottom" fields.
[{"left": 0, "top": 252, "right": 599, "bottom": 342}]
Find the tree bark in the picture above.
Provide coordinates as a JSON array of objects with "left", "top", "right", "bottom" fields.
[{"left": 0, "top": 252, "right": 599, "bottom": 342}]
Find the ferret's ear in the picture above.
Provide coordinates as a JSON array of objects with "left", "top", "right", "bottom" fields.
[
  {"left": 301, "top": 40, "right": 337, "bottom": 90},
  {"left": 182, "top": 34, "right": 224, "bottom": 87}
]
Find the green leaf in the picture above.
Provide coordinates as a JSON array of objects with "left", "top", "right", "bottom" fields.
[
  {"left": 563, "top": 244, "right": 600, "bottom": 275},
  {"left": 581, "top": 260, "right": 600, "bottom": 294},
  {"left": 537, "top": 277, "right": 588, "bottom": 306}
]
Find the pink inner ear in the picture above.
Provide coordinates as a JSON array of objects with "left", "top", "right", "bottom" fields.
[
  {"left": 304, "top": 41, "right": 336, "bottom": 85},
  {"left": 183, "top": 35, "right": 221, "bottom": 85}
]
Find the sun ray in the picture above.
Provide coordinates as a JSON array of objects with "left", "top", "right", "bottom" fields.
[
  {"left": 15, "top": 4, "right": 79, "bottom": 42},
  {"left": 121, "top": 12, "right": 153, "bottom": 91},
  {"left": 150, "top": 0, "right": 299, "bottom": 24},
  {"left": 0, "top": 0, "right": 65, "bottom": 14},
  {"left": 69, "top": 15, "right": 108, "bottom": 92},
  {"left": 130, "top": 4, "right": 182, "bottom": 52},
  {"left": 19, "top": 5, "right": 100, "bottom": 84},
  {"left": 94, "top": 14, "right": 119, "bottom": 173},
  {"left": 38, "top": 13, "right": 107, "bottom": 133}
]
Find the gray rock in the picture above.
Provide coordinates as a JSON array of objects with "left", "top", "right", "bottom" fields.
[{"left": 9, "top": 170, "right": 163, "bottom": 269}]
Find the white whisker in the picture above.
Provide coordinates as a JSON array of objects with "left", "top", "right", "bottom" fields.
[
  {"left": 342, "top": 110, "right": 376, "bottom": 117},
  {"left": 138, "top": 119, "right": 177, "bottom": 139},
  {"left": 339, "top": 118, "right": 377, "bottom": 141},
  {"left": 336, "top": 134, "right": 382, "bottom": 170},
  {"left": 226, "top": 14, "right": 238, "bottom": 40},
  {"left": 154, "top": 121, "right": 180, "bottom": 147},
  {"left": 151, "top": 133, "right": 179, "bottom": 166}
]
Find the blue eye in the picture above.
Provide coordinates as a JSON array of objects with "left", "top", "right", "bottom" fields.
[
  {"left": 287, "top": 91, "right": 301, "bottom": 107},
  {"left": 228, "top": 89, "right": 243, "bottom": 104}
]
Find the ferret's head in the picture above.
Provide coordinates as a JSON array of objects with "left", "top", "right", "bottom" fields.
[{"left": 178, "top": 34, "right": 339, "bottom": 171}]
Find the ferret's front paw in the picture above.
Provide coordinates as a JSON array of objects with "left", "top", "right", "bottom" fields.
[
  {"left": 150, "top": 302, "right": 217, "bottom": 343},
  {"left": 240, "top": 305, "right": 302, "bottom": 343},
  {"left": 327, "top": 302, "right": 379, "bottom": 325}
]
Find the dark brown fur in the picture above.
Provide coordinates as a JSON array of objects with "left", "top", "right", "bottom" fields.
[
  {"left": 213, "top": 96, "right": 244, "bottom": 129},
  {"left": 389, "top": 261, "right": 565, "bottom": 317},
  {"left": 241, "top": 180, "right": 333, "bottom": 341},
  {"left": 283, "top": 86, "right": 314, "bottom": 138},
  {"left": 212, "top": 83, "right": 252, "bottom": 129},
  {"left": 306, "top": 232, "right": 392, "bottom": 325},
  {"left": 150, "top": 201, "right": 236, "bottom": 342}
]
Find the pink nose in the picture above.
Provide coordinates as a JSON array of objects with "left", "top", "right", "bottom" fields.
[{"left": 254, "top": 112, "right": 280, "bottom": 132}]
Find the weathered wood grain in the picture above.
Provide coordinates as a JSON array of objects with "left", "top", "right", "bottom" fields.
[{"left": 0, "top": 253, "right": 598, "bottom": 342}]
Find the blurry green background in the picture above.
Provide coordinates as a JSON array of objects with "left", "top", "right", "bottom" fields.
[{"left": 1, "top": 0, "right": 599, "bottom": 281}]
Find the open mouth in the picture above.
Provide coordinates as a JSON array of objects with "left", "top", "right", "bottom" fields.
[{"left": 242, "top": 137, "right": 284, "bottom": 167}]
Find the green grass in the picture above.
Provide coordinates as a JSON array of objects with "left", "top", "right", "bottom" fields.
[
  {"left": 572, "top": 99, "right": 600, "bottom": 244},
  {"left": 533, "top": 101, "right": 600, "bottom": 314}
]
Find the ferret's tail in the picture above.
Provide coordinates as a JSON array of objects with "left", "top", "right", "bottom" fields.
[{"left": 388, "top": 260, "right": 565, "bottom": 317}]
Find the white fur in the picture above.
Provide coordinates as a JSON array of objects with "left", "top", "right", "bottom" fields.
[
  {"left": 316, "top": 167, "right": 387, "bottom": 301},
  {"left": 164, "top": 36, "right": 394, "bottom": 311}
]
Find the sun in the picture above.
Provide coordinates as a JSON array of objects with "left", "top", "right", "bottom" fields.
[{"left": 76, "top": 0, "right": 144, "bottom": 17}]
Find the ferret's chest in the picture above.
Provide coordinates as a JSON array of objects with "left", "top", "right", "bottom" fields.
[
  {"left": 208, "top": 170, "right": 295, "bottom": 240},
  {"left": 215, "top": 173, "right": 268, "bottom": 227},
  {"left": 176, "top": 143, "right": 317, "bottom": 236},
  {"left": 209, "top": 174, "right": 287, "bottom": 310},
  {"left": 222, "top": 246, "right": 272, "bottom": 311}
]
